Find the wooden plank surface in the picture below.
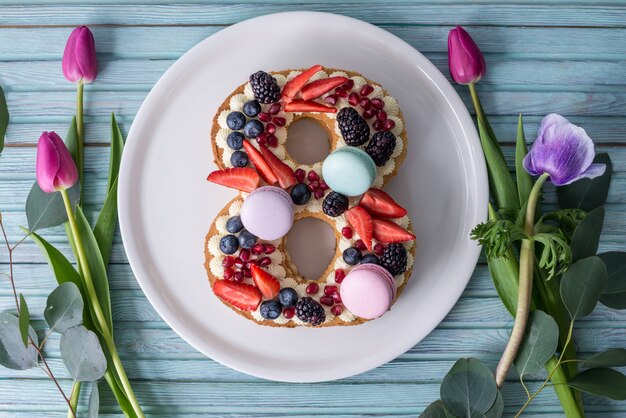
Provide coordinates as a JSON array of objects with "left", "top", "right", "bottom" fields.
[{"left": 1, "top": 1, "right": 625, "bottom": 417}]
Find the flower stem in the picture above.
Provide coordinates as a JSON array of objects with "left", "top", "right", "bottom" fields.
[
  {"left": 76, "top": 81, "right": 84, "bottom": 205},
  {"left": 495, "top": 173, "right": 549, "bottom": 387},
  {"left": 67, "top": 381, "right": 81, "bottom": 418}
]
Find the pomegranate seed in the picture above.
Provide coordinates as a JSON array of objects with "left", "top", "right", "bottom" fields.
[
  {"left": 239, "top": 249, "right": 251, "bottom": 262},
  {"left": 233, "top": 271, "right": 244, "bottom": 282},
  {"left": 348, "top": 92, "right": 360, "bottom": 106},
  {"left": 341, "top": 226, "right": 353, "bottom": 239},
  {"left": 342, "top": 79, "right": 354, "bottom": 90},
  {"left": 246, "top": 260, "right": 257, "bottom": 269},
  {"left": 243, "top": 267, "right": 252, "bottom": 278},
  {"left": 223, "top": 267, "right": 234, "bottom": 280},
  {"left": 324, "top": 95, "right": 338, "bottom": 106},
  {"left": 259, "top": 256, "right": 271, "bottom": 267},
  {"left": 359, "top": 98, "right": 371, "bottom": 110},
  {"left": 295, "top": 168, "right": 306, "bottom": 182},
  {"left": 360, "top": 84, "right": 374, "bottom": 96},
  {"left": 257, "top": 132, "right": 267, "bottom": 142},
  {"left": 354, "top": 239, "right": 367, "bottom": 251},
  {"left": 335, "top": 269, "right": 346, "bottom": 283},
  {"left": 324, "top": 285, "right": 338, "bottom": 296},
  {"left": 370, "top": 98, "right": 384, "bottom": 109},
  {"left": 373, "top": 120, "right": 384, "bottom": 131},
  {"left": 332, "top": 293, "right": 342, "bottom": 304},
  {"left": 377, "top": 110, "right": 388, "bottom": 122},
  {"left": 331, "top": 305, "right": 343, "bottom": 316},
  {"left": 383, "top": 119, "right": 396, "bottom": 131},
  {"left": 266, "top": 123, "right": 276, "bottom": 134},
  {"left": 267, "top": 134, "right": 278, "bottom": 148},
  {"left": 283, "top": 307, "right": 295, "bottom": 319},
  {"left": 273, "top": 117, "right": 286, "bottom": 127},
  {"left": 222, "top": 256, "right": 234, "bottom": 268},
  {"left": 320, "top": 296, "right": 334, "bottom": 306},
  {"left": 335, "top": 88, "right": 348, "bottom": 98},
  {"left": 251, "top": 244, "right": 264, "bottom": 255},
  {"left": 257, "top": 136, "right": 267, "bottom": 146},
  {"left": 363, "top": 107, "right": 377, "bottom": 119},
  {"left": 314, "top": 189, "right": 325, "bottom": 199},
  {"left": 234, "top": 257, "right": 245, "bottom": 269},
  {"left": 268, "top": 102, "right": 281, "bottom": 115},
  {"left": 306, "top": 283, "right": 319, "bottom": 294},
  {"left": 309, "top": 180, "right": 319, "bottom": 189},
  {"left": 262, "top": 244, "right": 276, "bottom": 254},
  {"left": 307, "top": 183, "right": 317, "bottom": 192},
  {"left": 374, "top": 243, "right": 384, "bottom": 256},
  {"left": 308, "top": 170, "right": 320, "bottom": 182},
  {"left": 258, "top": 112, "right": 271, "bottom": 123},
  {"left": 318, "top": 180, "right": 329, "bottom": 191}
]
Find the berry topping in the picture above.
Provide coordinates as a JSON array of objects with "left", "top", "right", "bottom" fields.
[
  {"left": 348, "top": 92, "right": 360, "bottom": 106},
  {"left": 307, "top": 170, "right": 320, "bottom": 182},
  {"left": 360, "top": 253, "right": 380, "bottom": 265},
  {"left": 243, "top": 119, "right": 264, "bottom": 139},
  {"left": 226, "top": 131, "right": 244, "bottom": 150},
  {"left": 243, "top": 100, "right": 261, "bottom": 118},
  {"left": 223, "top": 267, "right": 234, "bottom": 280},
  {"left": 234, "top": 257, "right": 245, "bottom": 269},
  {"left": 335, "top": 88, "right": 348, "bottom": 98},
  {"left": 354, "top": 239, "right": 367, "bottom": 251},
  {"left": 226, "top": 216, "right": 244, "bottom": 233},
  {"left": 251, "top": 244, "right": 264, "bottom": 255},
  {"left": 363, "top": 107, "right": 377, "bottom": 119},
  {"left": 278, "top": 287, "right": 299, "bottom": 308},
  {"left": 230, "top": 150, "right": 249, "bottom": 168},
  {"left": 314, "top": 189, "right": 325, "bottom": 199},
  {"left": 372, "top": 120, "right": 384, "bottom": 131},
  {"left": 318, "top": 180, "right": 329, "bottom": 191},
  {"left": 250, "top": 264, "right": 280, "bottom": 299},
  {"left": 266, "top": 123, "right": 276, "bottom": 134},
  {"left": 281, "top": 64, "right": 323, "bottom": 102},
  {"left": 374, "top": 242, "right": 385, "bottom": 256},
  {"left": 360, "top": 84, "right": 374, "bottom": 96},
  {"left": 343, "top": 247, "right": 362, "bottom": 265},
  {"left": 262, "top": 243, "right": 276, "bottom": 254},
  {"left": 324, "top": 285, "right": 338, "bottom": 296},
  {"left": 226, "top": 111, "right": 246, "bottom": 130},
  {"left": 335, "top": 269, "right": 346, "bottom": 283},
  {"left": 360, "top": 188, "right": 408, "bottom": 218},
  {"left": 322, "top": 192, "right": 349, "bottom": 217},
  {"left": 294, "top": 168, "right": 306, "bottom": 182},
  {"left": 301, "top": 76, "right": 349, "bottom": 101},
  {"left": 214, "top": 280, "right": 262, "bottom": 311},
  {"left": 222, "top": 256, "right": 235, "bottom": 268},
  {"left": 283, "top": 307, "right": 296, "bottom": 319},
  {"left": 267, "top": 134, "right": 278, "bottom": 148},
  {"left": 372, "top": 219, "right": 416, "bottom": 243},
  {"left": 359, "top": 98, "right": 371, "bottom": 109},
  {"left": 337, "top": 107, "right": 370, "bottom": 146},
  {"left": 243, "top": 267, "right": 252, "bottom": 278},
  {"left": 342, "top": 79, "right": 355, "bottom": 90},
  {"left": 260, "top": 300, "right": 282, "bottom": 320},
  {"left": 332, "top": 292, "right": 342, "bottom": 304},
  {"left": 341, "top": 226, "right": 353, "bottom": 239},
  {"left": 381, "top": 243, "right": 408, "bottom": 276},
  {"left": 258, "top": 112, "right": 272, "bottom": 123},
  {"left": 259, "top": 145, "right": 297, "bottom": 188},
  {"left": 383, "top": 119, "right": 396, "bottom": 131},
  {"left": 324, "top": 95, "right": 338, "bottom": 106},
  {"left": 256, "top": 132, "right": 267, "bottom": 145},
  {"left": 258, "top": 256, "right": 271, "bottom": 267},
  {"left": 207, "top": 167, "right": 260, "bottom": 193},
  {"left": 370, "top": 98, "right": 384, "bottom": 109},
  {"left": 238, "top": 230, "right": 258, "bottom": 249},
  {"left": 295, "top": 297, "right": 326, "bottom": 326},
  {"left": 268, "top": 102, "right": 282, "bottom": 115},
  {"left": 366, "top": 131, "right": 396, "bottom": 166},
  {"left": 345, "top": 206, "right": 373, "bottom": 251},
  {"left": 290, "top": 183, "right": 311, "bottom": 205},
  {"left": 249, "top": 71, "right": 281, "bottom": 104},
  {"left": 376, "top": 110, "right": 388, "bottom": 122},
  {"left": 242, "top": 141, "right": 278, "bottom": 185},
  {"left": 273, "top": 117, "right": 286, "bottom": 127},
  {"left": 331, "top": 305, "right": 343, "bottom": 316},
  {"left": 320, "top": 296, "right": 334, "bottom": 307},
  {"left": 233, "top": 271, "right": 244, "bottom": 282},
  {"left": 284, "top": 100, "right": 337, "bottom": 113},
  {"left": 306, "top": 283, "right": 319, "bottom": 295},
  {"left": 239, "top": 248, "right": 251, "bottom": 262},
  {"left": 308, "top": 181, "right": 319, "bottom": 192}
]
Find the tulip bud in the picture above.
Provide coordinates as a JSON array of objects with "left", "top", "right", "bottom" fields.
[
  {"left": 62, "top": 26, "right": 98, "bottom": 84},
  {"left": 447, "top": 26, "right": 486, "bottom": 85},
  {"left": 36, "top": 132, "right": 78, "bottom": 193}
]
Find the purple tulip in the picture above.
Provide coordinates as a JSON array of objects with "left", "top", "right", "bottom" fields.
[
  {"left": 448, "top": 26, "right": 486, "bottom": 85},
  {"left": 36, "top": 132, "right": 78, "bottom": 193},
  {"left": 523, "top": 114, "right": 606, "bottom": 186},
  {"left": 62, "top": 26, "right": 98, "bottom": 83}
]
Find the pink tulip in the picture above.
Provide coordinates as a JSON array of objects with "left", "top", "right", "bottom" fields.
[
  {"left": 62, "top": 26, "right": 98, "bottom": 83},
  {"left": 36, "top": 132, "right": 78, "bottom": 193},
  {"left": 447, "top": 26, "right": 486, "bottom": 85}
]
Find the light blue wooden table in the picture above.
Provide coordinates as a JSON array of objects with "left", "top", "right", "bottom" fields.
[{"left": 1, "top": 1, "right": 625, "bottom": 416}]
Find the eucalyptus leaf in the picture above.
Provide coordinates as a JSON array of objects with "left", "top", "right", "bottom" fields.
[
  {"left": 558, "top": 153, "right": 612, "bottom": 211},
  {"left": 514, "top": 310, "right": 559, "bottom": 377},
  {"left": 515, "top": 114, "right": 533, "bottom": 208},
  {"left": 0, "top": 85, "right": 8, "bottom": 153},
  {"left": 571, "top": 207, "right": 604, "bottom": 262},
  {"left": 560, "top": 256, "right": 607, "bottom": 320},
  {"left": 483, "top": 390, "right": 503, "bottom": 418},
  {"left": 568, "top": 368, "right": 626, "bottom": 400},
  {"left": 440, "top": 358, "right": 498, "bottom": 418},
  {"left": 421, "top": 400, "right": 455, "bottom": 418},
  {"left": 598, "top": 252, "right": 626, "bottom": 309},
  {"left": 44, "top": 282, "right": 84, "bottom": 334},
  {"left": 582, "top": 349, "right": 626, "bottom": 368},
  {"left": 0, "top": 313, "right": 38, "bottom": 370},
  {"left": 18, "top": 294, "right": 30, "bottom": 347},
  {"left": 60, "top": 325, "right": 107, "bottom": 382},
  {"left": 25, "top": 181, "right": 80, "bottom": 232},
  {"left": 88, "top": 382, "right": 100, "bottom": 418}
]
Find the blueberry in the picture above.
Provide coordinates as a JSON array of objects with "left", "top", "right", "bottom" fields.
[
  {"left": 219, "top": 235, "right": 239, "bottom": 255},
  {"left": 243, "top": 100, "right": 262, "bottom": 118},
  {"left": 230, "top": 150, "right": 249, "bottom": 167},
  {"left": 243, "top": 120, "right": 264, "bottom": 139},
  {"left": 226, "top": 111, "right": 246, "bottom": 130},
  {"left": 360, "top": 254, "right": 380, "bottom": 265},
  {"left": 260, "top": 299, "right": 282, "bottom": 320},
  {"left": 226, "top": 216, "right": 244, "bottom": 234},
  {"left": 238, "top": 230, "right": 257, "bottom": 249},
  {"left": 226, "top": 132, "right": 244, "bottom": 150},
  {"left": 290, "top": 183, "right": 311, "bottom": 205},
  {"left": 343, "top": 247, "right": 362, "bottom": 265},
  {"left": 278, "top": 288, "right": 298, "bottom": 308}
]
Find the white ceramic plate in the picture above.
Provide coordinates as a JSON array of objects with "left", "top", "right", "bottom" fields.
[{"left": 119, "top": 12, "right": 487, "bottom": 382}]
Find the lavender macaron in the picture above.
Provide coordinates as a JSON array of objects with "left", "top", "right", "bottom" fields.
[
  {"left": 339, "top": 264, "right": 397, "bottom": 319},
  {"left": 240, "top": 186, "right": 294, "bottom": 240}
]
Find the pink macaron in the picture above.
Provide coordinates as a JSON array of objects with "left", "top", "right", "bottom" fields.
[
  {"left": 339, "top": 264, "right": 397, "bottom": 319},
  {"left": 240, "top": 186, "right": 294, "bottom": 240}
]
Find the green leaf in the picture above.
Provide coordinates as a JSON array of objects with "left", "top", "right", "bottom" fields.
[
  {"left": 25, "top": 182, "right": 80, "bottom": 232},
  {"left": 582, "top": 349, "right": 626, "bottom": 368},
  {"left": 568, "top": 368, "right": 626, "bottom": 400},
  {"left": 44, "top": 282, "right": 84, "bottom": 334},
  {"left": 18, "top": 294, "right": 30, "bottom": 347},
  {"left": 534, "top": 230, "right": 571, "bottom": 280},
  {"left": 88, "top": 382, "right": 100, "bottom": 418},
  {"left": 0, "top": 313, "right": 38, "bottom": 370},
  {"left": 571, "top": 207, "right": 604, "bottom": 262},
  {"left": 0, "top": 85, "right": 8, "bottom": 153},
  {"left": 94, "top": 177, "right": 118, "bottom": 267},
  {"left": 483, "top": 390, "right": 503, "bottom": 418},
  {"left": 515, "top": 114, "right": 533, "bottom": 208},
  {"left": 471, "top": 219, "right": 526, "bottom": 260},
  {"left": 60, "top": 325, "right": 107, "bottom": 382},
  {"left": 107, "top": 113, "right": 124, "bottom": 192},
  {"left": 421, "top": 400, "right": 454, "bottom": 418},
  {"left": 597, "top": 251, "right": 626, "bottom": 309},
  {"left": 558, "top": 153, "right": 612, "bottom": 211},
  {"left": 65, "top": 117, "right": 78, "bottom": 166},
  {"left": 440, "top": 358, "right": 498, "bottom": 418},
  {"left": 514, "top": 310, "right": 559, "bottom": 377},
  {"left": 560, "top": 256, "right": 608, "bottom": 320}
]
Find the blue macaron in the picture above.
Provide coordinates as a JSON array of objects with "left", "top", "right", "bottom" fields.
[{"left": 321, "top": 146, "right": 377, "bottom": 196}]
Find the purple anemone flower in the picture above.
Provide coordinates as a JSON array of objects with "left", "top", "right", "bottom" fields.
[{"left": 523, "top": 114, "right": 606, "bottom": 186}]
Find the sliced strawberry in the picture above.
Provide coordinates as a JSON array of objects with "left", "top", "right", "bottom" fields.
[
  {"left": 372, "top": 218, "right": 415, "bottom": 243},
  {"left": 243, "top": 141, "right": 278, "bottom": 185},
  {"left": 259, "top": 145, "right": 297, "bottom": 188},
  {"left": 360, "top": 188, "right": 408, "bottom": 218},
  {"left": 281, "top": 64, "right": 323, "bottom": 102},
  {"left": 207, "top": 167, "right": 260, "bottom": 192},
  {"left": 301, "top": 76, "right": 349, "bottom": 101},
  {"left": 250, "top": 264, "right": 280, "bottom": 299},
  {"left": 284, "top": 100, "right": 337, "bottom": 114},
  {"left": 345, "top": 206, "right": 373, "bottom": 251},
  {"left": 213, "top": 280, "right": 262, "bottom": 311}
]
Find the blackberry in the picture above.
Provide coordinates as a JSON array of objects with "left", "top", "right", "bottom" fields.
[
  {"left": 322, "top": 192, "right": 349, "bottom": 217},
  {"left": 366, "top": 131, "right": 396, "bottom": 166},
  {"left": 295, "top": 297, "right": 326, "bottom": 326},
  {"left": 337, "top": 107, "right": 370, "bottom": 146},
  {"left": 249, "top": 71, "right": 281, "bottom": 104},
  {"left": 381, "top": 243, "right": 407, "bottom": 276}
]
